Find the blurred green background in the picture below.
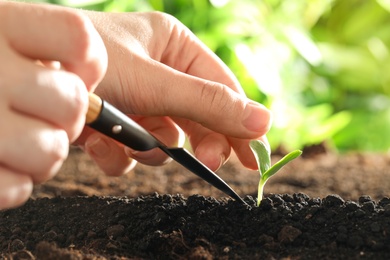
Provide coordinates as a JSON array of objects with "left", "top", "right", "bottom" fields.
[{"left": 28, "top": 0, "right": 390, "bottom": 153}]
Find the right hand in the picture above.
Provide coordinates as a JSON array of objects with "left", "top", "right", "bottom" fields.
[
  {"left": 77, "top": 11, "right": 272, "bottom": 176},
  {"left": 0, "top": 2, "right": 107, "bottom": 210}
]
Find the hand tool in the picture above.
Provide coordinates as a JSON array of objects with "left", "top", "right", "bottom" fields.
[{"left": 86, "top": 93, "right": 247, "bottom": 205}]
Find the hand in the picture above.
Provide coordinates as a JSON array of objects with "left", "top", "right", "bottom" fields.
[
  {"left": 0, "top": 2, "right": 107, "bottom": 210},
  {"left": 77, "top": 11, "right": 271, "bottom": 176}
]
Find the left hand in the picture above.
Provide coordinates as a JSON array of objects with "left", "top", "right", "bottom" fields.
[{"left": 0, "top": 2, "right": 107, "bottom": 209}]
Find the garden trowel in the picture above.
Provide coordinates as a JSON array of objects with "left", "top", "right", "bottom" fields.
[{"left": 86, "top": 93, "right": 247, "bottom": 205}]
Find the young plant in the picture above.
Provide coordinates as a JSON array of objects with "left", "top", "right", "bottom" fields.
[{"left": 249, "top": 140, "right": 302, "bottom": 206}]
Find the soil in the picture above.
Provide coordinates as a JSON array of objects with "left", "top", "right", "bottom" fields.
[{"left": 1, "top": 146, "right": 390, "bottom": 259}]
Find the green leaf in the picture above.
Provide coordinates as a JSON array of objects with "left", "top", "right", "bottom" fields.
[
  {"left": 249, "top": 139, "right": 302, "bottom": 207},
  {"left": 249, "top": 140, "right": 271, "bottom": 175},
  {"left": 262, "top": 150, "right": 302, "bottom": 181}
]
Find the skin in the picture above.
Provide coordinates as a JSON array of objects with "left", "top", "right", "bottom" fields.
[
  {"left": 0, "top": 3, "right": 271, "bottom": 210},
  {"left": 0, "top": 2, "right": 107, "bottom": 210},
  {"left": 78, "top": 11, "right": 272, "bottom": 176}
]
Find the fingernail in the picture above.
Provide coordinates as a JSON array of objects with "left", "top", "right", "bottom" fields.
[
  {"left": 195, "top": 146, "right": 225, "bottom": 172},
  {"left": 215, "top": 154, "right": 225, "bottom": 171},
  {"left": 126, "top": 148, "right": 155, "bottom": 160},
  {"left": 242, "top": 101, "right": 271, "bottom": 132},
  {"left": 86, "top": 136, "right": 109, "bottom": 158},
  {"left": 205, "top": 153, "right": 225, "bottom": 172}
]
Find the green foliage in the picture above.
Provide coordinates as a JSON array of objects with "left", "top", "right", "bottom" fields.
[
  {"left": 28, "top": 0, "right": 390, "bottom": 153},
  {"left": 249, "top": 140, "right": 302, "bottom": 206}
]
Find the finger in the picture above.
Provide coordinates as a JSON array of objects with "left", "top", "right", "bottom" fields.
[
  {"left": 158, "top": 15, "right": 272, "bottom": 140},
  {"left": 0, "top": 166, "right": 33, "bottom": 210},
  {"left": 0, "top": 111, "right": 69, "bottom": 183},
  {"left": 124, "top": 116, "right": 184, "bottom": 166},
  {"left": 0, "top": 1, "right": 107, "bottom": 89},
  {"left": 84, "top": 132, "right": 137, "bottom": 176},
  {"left": 36, "top": 60, "right": 61, "bottom": 70},
  {"left": 8, "top": 56, "right": 88, "bottom": 143},
  {"left": 114, "top": 59, "right": 271, "bottom": 140},
  {"left": 193, "top": 134, "right": 231, "bottom": 172},
  {"left": 229, "top": 135, "right": 270, "bottom": 170},
  {"left": 160, "top": 15, "right": 244, "bottom": 94},
  {"left": 180, "top": 120, "right": 231, "bottom": 171},
  {"left": 78, "top": 116, "right": 182, "bottom": 171}
]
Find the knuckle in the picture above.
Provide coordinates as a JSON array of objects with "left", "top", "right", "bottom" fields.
[
  {"left": 49, "top": 72, "right": 88, "bottom": 141},
  {"left": 63, "top": 76, "right": 89, "bottom": 141},
  {"left": 44, "top": 129, "right": 69, "bottom": 166},
  {"left": 0, "top": 122, "right": 68, "bottom": 184},
  {"left": 62, "top": 10, "right": 107, "bottom": 88},
  {"left": 33, "top": 129, "right": 69, "bottom": 183},
  {"left": 148, "top": 11, "right": 181, "bottom": 34},
  {"left": 199, "top": 81, "right": 229, "bottom": 117},
  {"left": 64, "top": 11, "right": 93, "bottom": 60},
  {"left": 150, "top": 11, "right": 176, "bottom": 23},
  {"left": 196, "top": 81, "right": 248, "bottom": 131}
]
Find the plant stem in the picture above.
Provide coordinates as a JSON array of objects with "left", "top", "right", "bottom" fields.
[{"left": 257, "top": 178, "right": 267, "bottom": 207}]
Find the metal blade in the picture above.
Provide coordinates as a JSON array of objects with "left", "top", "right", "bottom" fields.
[
  {"left": 159, "top": 146, "right": 247, "bottom": 205},
  {"left": 87, "top": 94, "right": 247, "bottom": 205}
]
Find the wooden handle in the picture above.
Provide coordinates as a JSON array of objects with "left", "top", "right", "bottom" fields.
[
  {"left": 85, "top": 94, "right": 160, "bottom": 151},
  {"left": 86, "top": 93, "right": 103, "bottom": 124}
]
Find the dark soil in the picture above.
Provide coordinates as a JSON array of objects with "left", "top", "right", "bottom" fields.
[{"left": 1, "top": 147, "right": 390, "bottom": 259}]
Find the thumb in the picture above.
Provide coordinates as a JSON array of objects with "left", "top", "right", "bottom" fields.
[{"left": 121, "top": 60, "right": 272, "bottom": 139}]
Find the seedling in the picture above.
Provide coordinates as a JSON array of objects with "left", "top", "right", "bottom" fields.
[{"left": 249, "top": 140, "right": 302, "bottom": 206}]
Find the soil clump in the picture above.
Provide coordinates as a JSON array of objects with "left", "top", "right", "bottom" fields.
[{"left": 1, "top": 147, "right": 390, "bottom": 259}]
